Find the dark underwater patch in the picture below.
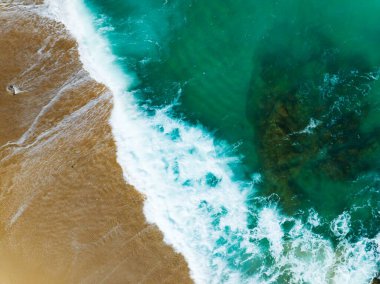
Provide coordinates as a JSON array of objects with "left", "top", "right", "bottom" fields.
[{"left": 246, "top": 21, "right": 380, "bottom": 239}]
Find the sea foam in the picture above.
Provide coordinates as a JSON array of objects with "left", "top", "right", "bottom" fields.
[{"left": 41, "top": 1, "right": 380, "bottom": 283}]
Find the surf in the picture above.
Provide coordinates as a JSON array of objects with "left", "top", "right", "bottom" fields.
[{"left": 42, "top": 0, "right": 380, "bottom": 283}]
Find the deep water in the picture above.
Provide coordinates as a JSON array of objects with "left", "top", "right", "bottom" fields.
[{"left": 82, "top": 0, "right": 380, "bottom": 282}]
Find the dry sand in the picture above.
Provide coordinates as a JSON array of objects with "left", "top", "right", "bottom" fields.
[{"left": 0, "top": 2, "right": 192, "bottom": 283}]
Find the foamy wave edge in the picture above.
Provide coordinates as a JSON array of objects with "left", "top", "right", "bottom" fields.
[{"left": 39, "top": 1, "right": 380, "bottom": 283}]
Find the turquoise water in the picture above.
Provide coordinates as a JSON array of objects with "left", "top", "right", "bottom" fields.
[{"left": 83, "top": 0, "right": 380, "bottom": 282}]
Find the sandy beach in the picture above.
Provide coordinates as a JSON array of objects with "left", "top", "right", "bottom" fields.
[{"left": 0, "top": 2, "right": 191, "bottom": 283}]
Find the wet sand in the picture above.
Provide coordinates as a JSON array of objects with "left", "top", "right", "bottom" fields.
[{"left": 0, "top": 2, "right": 192, "bottom": 283}]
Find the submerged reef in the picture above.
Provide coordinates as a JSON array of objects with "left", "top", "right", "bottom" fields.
[{"left": 246, "top": 22, "right": 380, "bottom": 240}]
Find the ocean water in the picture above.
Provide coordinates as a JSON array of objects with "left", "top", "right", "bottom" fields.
[{"left": 45, "top": 0, "right": 380, "bottom": 283}]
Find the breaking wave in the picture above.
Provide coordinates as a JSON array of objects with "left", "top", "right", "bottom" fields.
[{"left": 42, "top": 1, "right": 380, "bottom": 283}]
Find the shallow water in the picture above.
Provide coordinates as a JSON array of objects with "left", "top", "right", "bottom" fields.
[
  {"left": 74, "top": 0, "right": 380, "bottom": 282},
  {"left": 0, "top": 4, "right": 189, "bottom": 283}
]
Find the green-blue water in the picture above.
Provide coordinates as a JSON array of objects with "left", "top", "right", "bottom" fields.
[{"left": 84, "top": 0, "right": 380, "bottom": 282}]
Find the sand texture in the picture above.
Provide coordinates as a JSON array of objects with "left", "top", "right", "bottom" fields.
[{"left": 0, "top": 3, "right": 192, "bottom": 283}]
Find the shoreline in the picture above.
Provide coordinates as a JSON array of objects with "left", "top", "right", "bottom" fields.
[{"left": 0, "top": 2, "right": 192, "bottom": 283}]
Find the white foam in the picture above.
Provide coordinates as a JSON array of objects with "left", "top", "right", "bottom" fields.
[
  {"left": 41, "top": 1, "right": 380, "bottom": 283},
  {"left": 42, "top": 1, "right": 250, "bottom": 282},
  {"left": 330, "top": 211, "right": 351, "bottom": 239},
  {"left": 253, "top": 208, "right": 284, "bottom": 259},
  {"left": 332, "top": 238, "right": 379, "bottom": 283},
  {"left": 110, "top": 88, "right": 251, "bottom": 283},
  {"left": 42, "top": 0, "right": 130, "bottom": 95}
]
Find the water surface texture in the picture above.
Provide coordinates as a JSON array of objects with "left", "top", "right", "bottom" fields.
[{"left": 82, "top": 0, "right": 380, "bottom": 282}]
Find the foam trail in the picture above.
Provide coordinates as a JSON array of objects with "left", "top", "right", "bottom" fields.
[
  {"left": 41, "top": 1, "right": 380, "bottom": 283},
  {"left": 42, "top": 1, "right": 251, "bottom": 282}
]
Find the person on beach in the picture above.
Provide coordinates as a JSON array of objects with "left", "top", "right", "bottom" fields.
[{"left": 7, "top": 85, "right": 16, "bottom": 95}]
